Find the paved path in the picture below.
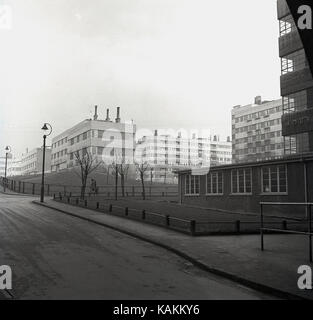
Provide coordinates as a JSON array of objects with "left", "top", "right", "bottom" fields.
[
  {"left": 36, "top": 197, "right": 313, "bottom": 300},
  {"left": 0, "top": 193, "right": 273, "bottom": 300}
]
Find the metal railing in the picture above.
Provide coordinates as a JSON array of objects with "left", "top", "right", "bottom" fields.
[
  {"left": 0, "top": 177, "right": 178, "bottom": 199},
  {"left": 260, "top": 202, "right": 313, "bottom": 262}
]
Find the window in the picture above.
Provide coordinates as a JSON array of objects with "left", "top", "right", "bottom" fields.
[
  {"left": 98, "top": 130, "right": 104, "bottom": 139},
  {"left": 283, "top": 90, "right": 307, "bottom": 114},
  {"left": 262, "top": 165, "right": 287, "bottom": 194},
  {"left": 231, "top": 169, "right": 252, "bottom": 194},
  {"left": 97, "top": 147, "right": 104, "bottom": 155},
  {"left": 281, "top": 49, "right": 308, "bottom": 75},
  {"left": 279, "top": 15, "right": 296, "bottom": 36},
  {"left": 185, "top": 175, "right": 200, "bottom": 195},
  {"left": 206, "top": 172, "right": 223, "bottom": 195},
  {"left": 83, "top": 132, "right": 88, "bottom": 140}
]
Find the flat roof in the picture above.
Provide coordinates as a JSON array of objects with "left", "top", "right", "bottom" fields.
[{"left": 174, "top": 152, "right": 313, "bottom": 174}]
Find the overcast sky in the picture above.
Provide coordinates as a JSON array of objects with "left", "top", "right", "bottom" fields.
[{"left": 0, "top": 0, "right": 281, "bottom": 156}]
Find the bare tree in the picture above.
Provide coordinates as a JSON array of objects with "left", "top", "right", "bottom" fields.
[
  {"left": 109, "top": 160, "right": 119, "bottom": 200},
  {"left": 135, "top": 161, "right": 150, "bottom": 200},
  {"left": 116, "top": 159, "right": 130, "bottom": 197},
  {"left": 74, "top": 149, "right": 102, "bottom": 199}
]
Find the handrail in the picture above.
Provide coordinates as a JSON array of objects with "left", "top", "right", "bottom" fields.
[{"left": 260, "top": 202, "right": 312, "bottom": 262}]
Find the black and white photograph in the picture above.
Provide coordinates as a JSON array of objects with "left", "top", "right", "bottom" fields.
[{"left": 0, "top": 0, "right": 313, "bottom": 309}]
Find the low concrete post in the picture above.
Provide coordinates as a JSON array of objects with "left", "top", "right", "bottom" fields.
[
  {"left": 165, "top": 215, "right": 170, "bottom": 227},
  {"left": 235, "top": 220, "right": 241, "bottom": 234},
  {"left": 190, "top": 220, "right": 196, "bottom": 236}
]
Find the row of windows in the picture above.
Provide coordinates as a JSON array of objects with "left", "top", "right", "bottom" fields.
[
  {"left": 234, "top": 119, "right": 281, "bottom": 134},
  {"left": 234, "top": 131, "right": 282, "bottom": 144},
  {"left": 233, "top": 106, "right": 282, "bottom": 124},
  {"left": 52, "top": 149, "right": 67, "bottom": 160},
  {"left": 184, "top": 165, "right": 288, "bottom": 196},
  {"left": 52, "top": 137, "right": 68, "bottom": 149}
]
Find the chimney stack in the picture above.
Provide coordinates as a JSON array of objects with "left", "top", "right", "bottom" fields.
[
  {"left": 254, "top": 96, "right": 262, "bottom": 105},
  {"left": 154, "top": 130, "right": 158, "bottom": 137},
  {"left": 93, "top": 105, "right": 98, "bottom": 120},
  {"left": 115, "top": 107, "right": 121, "bottom": 123},
  {"left": 105, "top": 108, "right": 110, "bottom": 122}
]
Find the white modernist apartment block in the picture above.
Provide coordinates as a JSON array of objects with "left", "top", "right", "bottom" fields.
[
  {"left": 20, "top": 147, "right": 52, "bottom": 176},
  {"left": 51, "top": 107, "right": 136, "bottom": 172},
  {"left": 135, "top": 132, "right": 232, "bottom": 183},
  {"left": 232, "top": 96, "right": 284, "bottom": 163}
]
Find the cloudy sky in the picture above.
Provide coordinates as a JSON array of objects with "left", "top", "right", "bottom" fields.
[{"left": 0, "top": 0, "right": 281, "bottom": 156}]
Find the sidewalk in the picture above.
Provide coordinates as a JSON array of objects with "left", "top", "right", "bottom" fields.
[{"left": 34, "top": 198, "right": 313, "bottom": 300}]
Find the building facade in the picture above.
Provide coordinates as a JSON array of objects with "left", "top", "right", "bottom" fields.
[
  {"left": 278, "top": 0, "right": 313, "bottom": 154},
  {"left": 136, "top": 132, "right": 232, "bottom": 183},
  {"left": 51, "top": 107, "right": 136, "bottom": 172},
  {"left": 20, "top": 148, "right": 51, "bottom": 176},
  {"left": 0, "top": 157, "right": 5, "bottom": 177},
  {"left": 232, "top": 97, "right": 284, "bottom": 163}
]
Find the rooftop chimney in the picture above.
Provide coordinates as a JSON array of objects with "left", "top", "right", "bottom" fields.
[
  {"left": 115, "top": 107, "right": 121, "bottom": 123},
  {"left": 154, "top": 130, "right": 158, "bottom": 136},
  {"left": 93, "top": 105, "right": 98, "bottom": 120},
  {"left": 254, "top": 96, "right": 262, "bottom": 105},
  {"left": 105, "top": 108, "right": 110, "bottom": 122}
]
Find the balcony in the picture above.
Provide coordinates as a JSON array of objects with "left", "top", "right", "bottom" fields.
[
  {"left": 279, "top": 31, "right": 303, "bottom": 57},
  {"left": 280, "top": 67, "right": 313, "bottom": 96}
]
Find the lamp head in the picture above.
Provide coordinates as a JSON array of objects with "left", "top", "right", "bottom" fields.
[
  {"left": 41, "top": 123, "right": 52, "bottom": 137},
  {"left": 42, "top": 123, "right": 49, "bottom": 131}
]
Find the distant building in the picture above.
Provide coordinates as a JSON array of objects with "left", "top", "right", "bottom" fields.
[
  {"left": 51, "top": 107, "right": 136, "bottom": 172},
  {"left": 7, "top": 158, "right": 22, "bottom": 177},
  {"left": 231, "top": 96, "right": 284, "bottom": 163},
  {"left": 20, "top": 148, "right": 51, "bottom": 176},
  {"left": 0, "top": 157, "right": 5, "bottom": 177},
  {"left": 135, "top": 132, "right": 232, "bottom": 183},
  {"left": 278, "top": 0, "right": 313, "bottom": 154}
]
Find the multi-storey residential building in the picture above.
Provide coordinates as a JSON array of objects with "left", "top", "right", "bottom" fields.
[
  {"left": 51, "top": 107, "right": 136, "bottom": 172},
  {"left": 232, "top": 96, "right": 284, "bottom": 163},
  {"left": 20, "top": 147, "right": 51, "bottom": 176},
  {"left": 278, "top": 0, "right": 313, "bottom": 154},
  {"left": 135, "top": 132, "right": 232, "bottom": 183}
]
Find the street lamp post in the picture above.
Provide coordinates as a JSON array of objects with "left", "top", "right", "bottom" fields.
[
  {"left": 40, "top": 123, "right": 52, "bottom": 203},
  {"left": 3, "top": 146, "right": 11, "bottom": 193}
]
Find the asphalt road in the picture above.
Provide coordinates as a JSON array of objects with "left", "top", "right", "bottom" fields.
[{"left": 0, "top": 193, "right": 274, "bottom": 300}]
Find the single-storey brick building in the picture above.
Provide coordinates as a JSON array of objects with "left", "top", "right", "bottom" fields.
[{"left": 176, "top": 153, "right": 313, "bottom": 217}]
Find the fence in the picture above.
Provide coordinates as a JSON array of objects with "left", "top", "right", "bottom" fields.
[
  {"left": 54, "top": 194, "right": 196, "bottom": 236},
  {"left": 53, "top": 194, "right": 309, "bottom": 237},
  {"left": 0, "top": 177, "right": 178, "bottom": 200},
  {"left": 260, "top": 202, "right": 313, "bottom": 262}
]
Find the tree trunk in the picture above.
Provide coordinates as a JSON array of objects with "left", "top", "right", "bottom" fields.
[
  {"left": 141, "top": 172, "right": 145, "bottom": 200},
  {"left": 115, "top": 165, "right": 118, "bottom": 201},
  {"left": 121, "top": 174, "right": 125, "bottom": 197}
]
